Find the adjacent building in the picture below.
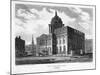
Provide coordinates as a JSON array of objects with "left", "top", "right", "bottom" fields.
[
  {"left": 36, "top": 34, "right": 52, "bottom": 56},
  {"left": 85, "top": 39, "right": 93, "bottom": 54},
  {"left": 15, "top": 36, "right": 26, "bottom": 57}
]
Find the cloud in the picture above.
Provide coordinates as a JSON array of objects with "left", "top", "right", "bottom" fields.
[
  {"left": 49, "top": 8, "right": 76, "bottom": 25},
  {"left": 17, "top": 9, "right": 38, "bottom": 20},
  {"left": 15, "top": 8, "right": 53, "bottom": 44},
  {"left": 69, "top": 7, "right": 91, "bottom": 21},
  {"left": 15, "top": 5, "right": 93, "bottom": 44},
  {"left": 15, "top": 7, "right": 76, "bottom": 44},
  {"left": 68, "top": 7, "right": 93, "bottom": 39}
]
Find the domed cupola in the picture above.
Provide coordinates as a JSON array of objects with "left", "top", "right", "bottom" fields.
[
  {"left": 49, "top": 11, "right": 64, "bottom": 33},
  {"left": 51, "top": 11, "right": 63, "bottom": 25}
]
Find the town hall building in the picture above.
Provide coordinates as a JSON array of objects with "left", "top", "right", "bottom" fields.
[{"left": 36, "top": 11, "right": 85, "bottom": 56}]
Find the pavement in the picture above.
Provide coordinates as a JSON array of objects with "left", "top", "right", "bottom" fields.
[
  {"left": 16, "top": 56, "right": 71, "bottom": 61},
  {"left": 16, "top": 55, "right": 93, "bottom": 65}
]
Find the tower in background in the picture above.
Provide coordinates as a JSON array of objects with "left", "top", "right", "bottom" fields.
[{"left": 32, "top": 35, "right": 36, "bottom": 56}]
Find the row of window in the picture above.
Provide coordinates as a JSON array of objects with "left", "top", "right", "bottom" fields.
[
  {"left": 57, "top": 45, "right": 66, "bottom": 53},
  {"left": 57, "top": 37, "right": 66, "bottom": 44},
  {"left": 46, "top": 45, "right": 66, "bottom": 54}
]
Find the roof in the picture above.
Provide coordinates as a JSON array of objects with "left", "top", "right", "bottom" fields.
[
  {"left": 54, "top": 26, "right": 67, "bottom": 35},
  {"left": 37, "top": 34, "right": 52, "bottom": 40},
  {"left": 67, "top": 26, "right": 85, "bottom": 36}
]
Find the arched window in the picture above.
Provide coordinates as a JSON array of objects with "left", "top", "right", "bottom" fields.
[
  {"left": 63, "top": 38, "right": 65, "bottom": 44},
  {"left": 56, "top": 46, "right": 58, "bottom": 54},
  {"left": 57, "top": 39, "right": 59, "bottom": 44},
  {"left": 59, "top": 39, "right": 61, "bottom": 44},
  {"left": 60, "top": 46, "right": 62, "bottom": 53},
  {"left": 63, "top": 46, "right": 66, "bottom": 53},
  {"left": 49, "top": 47, "right": 51, "bottom": 52}
]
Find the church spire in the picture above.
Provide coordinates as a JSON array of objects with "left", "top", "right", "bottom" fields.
[
  {"left": 32, "top": 35, "right": 34, "bottom": 46},
  {"left": 32, "top": 34, "right": 36, "bottom": 56},
  {"left": 55, "top": 11, "right": 57, "bottom": 16}
]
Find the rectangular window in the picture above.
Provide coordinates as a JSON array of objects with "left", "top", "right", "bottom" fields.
[
  {"left": 60, "top": 46, "right": 62, "bottom": 53},
  {"left": 60, "top": 39, "right": 61, "bottom": 44},
  {"left": 63, "top": 38, "right": 65, "bottom": 44},
  {"left": 63, "top": 46, "right": 66, "bottom": 53}
]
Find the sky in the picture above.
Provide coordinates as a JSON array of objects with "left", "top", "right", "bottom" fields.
[{"left": 14, "top": 3, "right": 94, "bottom": 45}]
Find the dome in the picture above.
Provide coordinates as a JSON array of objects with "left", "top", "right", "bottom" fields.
[{"left": 51, "top": 11, "right": 63, "bottom": 25}]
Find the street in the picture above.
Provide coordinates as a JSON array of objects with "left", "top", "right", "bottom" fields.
[{"left": 16, "top": 55, "right": 93, "bottom": 65}]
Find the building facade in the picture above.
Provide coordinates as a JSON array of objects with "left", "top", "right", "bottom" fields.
[
  {"left": 15, "top": 36, "right": 26, "bottom": 57},
  {"left": 67, "top": 26, "right": 85, "bottom": 56},
  {"left": 36, "top": 34, "right": 52, "bottom": 56},
  {"left": 36, "top": 11, "right": 85, "bottom": 56},
  {"left": 85, "top": 39, "right": 93, "bottom": 54}
]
